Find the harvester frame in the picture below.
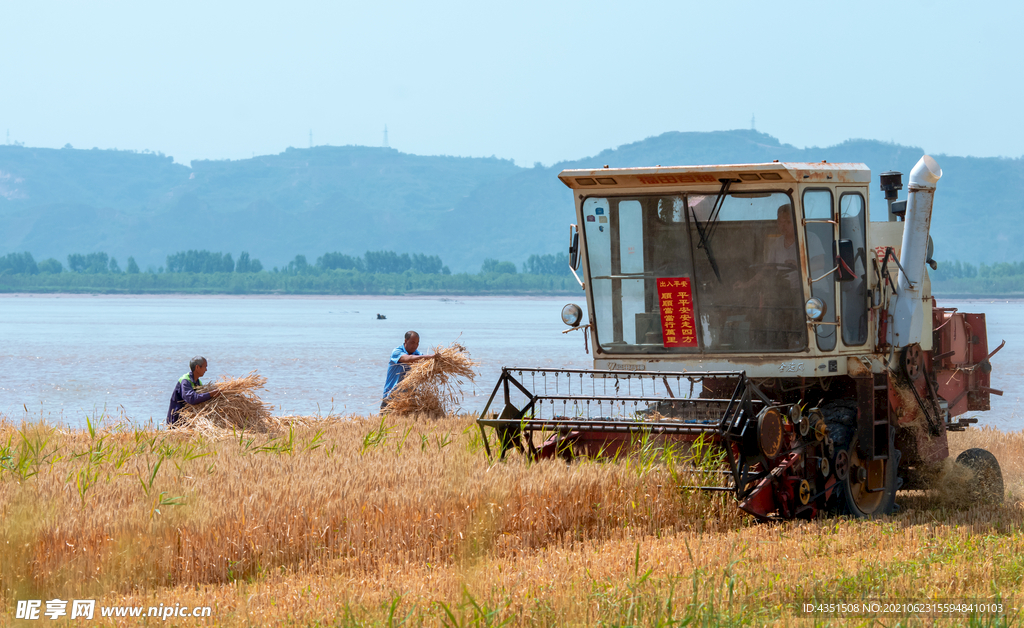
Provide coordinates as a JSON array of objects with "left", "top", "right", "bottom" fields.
[{"left": 477, "top": 157, "right": 1005, "bottom": 520}]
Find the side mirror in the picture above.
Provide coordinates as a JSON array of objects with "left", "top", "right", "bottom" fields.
[
  {"left": 568, "top": 225, "right": 580, "bottom": 271},
  {"left": 833, "top": 239, "right": 856, "bottom": 282}
]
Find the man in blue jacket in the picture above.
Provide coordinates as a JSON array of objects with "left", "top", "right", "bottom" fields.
[
  {"left": 381, "top": 331, "right": 434, "bottom": 410},
  {"left": 167, "top": 356, "right": 222, "bottom": 426}
]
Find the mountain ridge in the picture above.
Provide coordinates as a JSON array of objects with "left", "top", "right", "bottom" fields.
[{"left": 1, "top": 130, "right": 1020, "bottom": 271}]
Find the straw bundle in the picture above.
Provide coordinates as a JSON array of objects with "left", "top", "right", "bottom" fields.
[
  {"left": 176, "top": 371, "right": 276, "bottom": 437},
  {"left": 385, "top": 342, "right": 477, "bottom": 417}
]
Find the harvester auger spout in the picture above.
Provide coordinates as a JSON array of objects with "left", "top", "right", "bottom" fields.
[{"left": 477, "top": 368, "right": 842, "bottom": 520}]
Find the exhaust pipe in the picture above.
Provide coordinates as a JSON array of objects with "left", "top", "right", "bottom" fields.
[{"left": 889, "top": 155, "right": 942, "bottom": 348}]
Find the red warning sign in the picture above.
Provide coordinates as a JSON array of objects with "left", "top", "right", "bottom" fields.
[{"left": 657, "top": 277, "right": 697, "bottom": 348}]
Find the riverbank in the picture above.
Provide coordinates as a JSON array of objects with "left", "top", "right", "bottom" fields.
[
  {"left": 2, "top": 414, "right": 1022, "bottom": 626},
  {"left": 0, "top": 270, "right": 580, "bottom": 296}
]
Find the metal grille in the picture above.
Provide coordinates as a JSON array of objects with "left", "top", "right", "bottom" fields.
[
  {"left": 476, "top": 367, "right": 761, "bottom": 446},
  {"left": 485, "top": 367, "right": 731, "bottom": 423}
]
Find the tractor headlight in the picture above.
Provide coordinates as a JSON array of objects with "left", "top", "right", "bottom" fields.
[
  {"left": 561, "top": 303, "right": 583, "bottom": 327},
  {"left": 805, "top": 297, "right": 826, "bottom": 322}
]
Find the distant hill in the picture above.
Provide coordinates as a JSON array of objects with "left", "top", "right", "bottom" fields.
[
  {"left": 0, "top": 145, "right": 521, "bottom": 271},
  {"left": 1, "top": 130, "right": 1021, "bottom": 271}
]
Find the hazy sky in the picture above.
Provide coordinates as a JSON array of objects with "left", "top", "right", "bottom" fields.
[{"left": 2, "top": 0, "right": 1021, "bottom": 166}]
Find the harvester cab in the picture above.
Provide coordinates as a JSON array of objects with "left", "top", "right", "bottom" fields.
[{"left": 477, "top": 157, "right": 1005, "bottom": 520}]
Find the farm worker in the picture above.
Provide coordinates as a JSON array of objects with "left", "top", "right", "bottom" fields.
[
  {"left": 381, "top": 331, "right": 435, "bottom": 410},
  {"left": 166, "top": 356, "right": 222, "bottom": 426}
]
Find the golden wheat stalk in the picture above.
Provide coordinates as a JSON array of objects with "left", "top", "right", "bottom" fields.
[{"left": 1, "top": 408, "right": 1020, "bottom": 625}]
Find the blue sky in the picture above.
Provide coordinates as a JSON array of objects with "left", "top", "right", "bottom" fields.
[{"left": 2, "top": 0, "right": 1020, "bottom": 166}]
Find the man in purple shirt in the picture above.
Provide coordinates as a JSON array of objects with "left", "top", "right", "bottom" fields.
[{"left": 167, "top": 356, "right": 222, "bottom": 426}]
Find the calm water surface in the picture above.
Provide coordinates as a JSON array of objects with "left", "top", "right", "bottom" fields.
[
  {"left": 1, "top": 295, "right": 1021, "bottom": 430},
  {"left": 0, "top": 295, "right": 593, "bottom": 426}
]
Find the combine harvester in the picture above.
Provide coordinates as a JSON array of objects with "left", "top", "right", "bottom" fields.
[{"left": 477, "top": 157, "right": 1005, "bottom": 520}]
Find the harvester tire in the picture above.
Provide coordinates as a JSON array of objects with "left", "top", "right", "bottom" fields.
[
  {"left": 823, "top": 400, "right": 900, "bottom": 518},
  {"left": 955, "top": 448, "right": 1004, "bottom": 504},
  {"left": 823, "top": 400, "right": 857, "bottom": 452}
]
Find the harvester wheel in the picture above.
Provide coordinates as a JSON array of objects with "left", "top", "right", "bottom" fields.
[
  {"left": 955, "top": 448, "right": 1004, "bottom": 504},
  {"left": 824, "top": 400, "right": 900, "bottom": 517},
  {"left": 824, "top": 401, "right": 857, "bottom": 452},
  {"left": 838, "top": 431, "right": 899, "bottom": 517}
]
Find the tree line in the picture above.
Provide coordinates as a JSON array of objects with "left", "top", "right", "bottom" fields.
[
  {"left": 5, "top": 250, "right": 1015, "bottom": 283},
  {"left": 0, "top": 251, "right": 257, "bottom": 276},
  {"left": 925, "top": 259, "right": 1024, "bottom": 295},
  {"left": 0, "top": 267, "right": 579, "bottom": 295},
  {"left": 9, "top": 250, "right": 1022, "bottom": 295},
  {"left": 929, "top": 260, "right": 1024, "bottom": 281},
  {"left": 0, "top": 249, "right": 571, "bottom": 277}
]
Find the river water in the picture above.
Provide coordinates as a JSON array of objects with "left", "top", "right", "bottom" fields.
[{"left": 1, "top": 295, "right": 1020, "bottom": 431}]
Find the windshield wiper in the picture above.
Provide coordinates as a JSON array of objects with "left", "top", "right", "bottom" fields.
[
  {"left": 690, "top": 206, "right": 721, "bottom": 281},
  {"left": 703, "top": 178, "right": 738, "bottom": 244},
  {"left": 690, "top": 179, "right": 738, "bottom": 282}
]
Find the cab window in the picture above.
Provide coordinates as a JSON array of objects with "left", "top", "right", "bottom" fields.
[
  {"left": 839, "top": 193, "right": 868, "bottom": 346},
  {"left": 803, "top": 189, "right": 836, "bottom": 351}
]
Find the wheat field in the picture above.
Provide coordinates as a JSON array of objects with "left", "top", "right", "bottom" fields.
[{"left": 2, "top": 412, "right": 1024, "bottom": 626}]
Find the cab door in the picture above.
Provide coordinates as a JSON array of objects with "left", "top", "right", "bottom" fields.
[
  {"left": 837, "top": 187, "right": 869, "bottom": 347},
  {"left": 802, "top": 188, "right": 837, "bottom": 351}
]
